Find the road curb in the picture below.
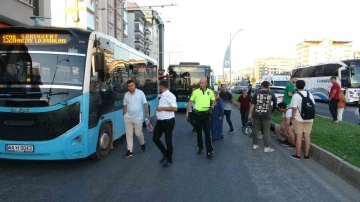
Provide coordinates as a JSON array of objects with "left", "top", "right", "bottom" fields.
[{"left": 270, "top": 121, "right": 360, "bottom": 191}]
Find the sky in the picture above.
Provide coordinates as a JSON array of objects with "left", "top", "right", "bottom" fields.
[{"left": 136, "top": 0, "right": 360, "bottom": 75}]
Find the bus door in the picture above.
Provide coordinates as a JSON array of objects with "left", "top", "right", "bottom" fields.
[{"left": 340, "top": 68, "right": 350, "bottom": 98}]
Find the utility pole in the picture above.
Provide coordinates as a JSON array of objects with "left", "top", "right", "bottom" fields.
[{"left": 229, "top": 32, "right": 232, "bottom": 85}]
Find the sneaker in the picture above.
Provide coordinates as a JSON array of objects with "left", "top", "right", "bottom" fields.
[
  {"left": 304, "top": 155, "right": 310, "bottom": 160},
  {"left": 197, "top": 149, "right": 203, "bottom": 155},
  {"left": 264, "top": 147, "right": 274, "bottom": 152},
  {"left": 159, "top": 156, "right": 167, "bottom": 163},
  {"left": 228, "top": 129, "right": 235, "bottom": 134},
  {"left": 287, "top": 145, "right": 296, "bottom": 149},
  {"left": 207, "top": 152, "right": 214, "bottom": 159},
  {"left": 141, "top": 144, "right": 146, "bottom": 152},
  {"left": 253, "top": 145, "right": 260, "bottom": 150},
  {"left": 291, "top": 154, "right": 301, "bottom": 160},
  {"left": 124, "top": 150, "right": 133, "bottom": 158},
  {"left": 163, "top": 161, "right": 172, "bottom": 167},
  {"left": 282, "top": 142, "right": 292, "bottom": 147}
]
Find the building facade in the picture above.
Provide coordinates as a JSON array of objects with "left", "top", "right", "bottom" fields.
[
  {"left": 253, "top": 57, "right": 296, "bottom": 82},
  {"left": 353, "top": 51, "right": 360, "bottom": 59},
  {"left": 124, "top": 2, "right": 165, "bottom": 69},
  {"left": 51, "top": 0, "right": 127, "bottom": 41},
  {"left": 0, "top": 0, "right": 51, "bottom": 26},
  {"left": 296, "top": 39, "right": 352, "bottom": 66}
]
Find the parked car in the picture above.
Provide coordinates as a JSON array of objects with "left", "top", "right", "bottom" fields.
[{"left": 269, "top": 86, "right": 285, "bottom": 104}]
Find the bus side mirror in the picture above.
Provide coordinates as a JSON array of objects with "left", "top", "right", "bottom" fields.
[{"left": 94, "top": 52, "right": 105, "bottom": 72}]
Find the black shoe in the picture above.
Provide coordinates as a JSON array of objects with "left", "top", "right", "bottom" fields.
[
  {"left": 291, "top": 154, "right": 301, "bottom": 160},
  {"left": 159, "top": 155, "right": 167, "bottom": 163},
  {"left": 304, "top": 155, "right": 309, "bottom": 160},
  {"left": 124, "top": 150, "right": 133, "bottom": 158},
  {"left": 207, "top": 152, "right": 214, "bottom": 159},
  {"left": 141, "top": 144, "right": 146, "bottom": 152},
  {"left": 163, "top": 161, "right": 172, "bottom": 167},
  {"left": 197, "top": 149, "right": 203, "bottom": 155}
]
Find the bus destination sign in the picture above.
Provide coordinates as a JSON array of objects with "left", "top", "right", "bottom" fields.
[
  {"left": 1, "top": 34, "right": 70, "bottom": 45},
  {"left": 174, "top": 67, "right": 205, "bottom": 72}
]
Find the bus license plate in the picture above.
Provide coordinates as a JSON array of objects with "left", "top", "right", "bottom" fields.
[{"left": 5, "top": 144, "right": 34, "bottom": 153}]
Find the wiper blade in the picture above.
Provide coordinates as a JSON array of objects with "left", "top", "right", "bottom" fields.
[{"left": 26, "top": 92, "right": 68, "bottom": 106}]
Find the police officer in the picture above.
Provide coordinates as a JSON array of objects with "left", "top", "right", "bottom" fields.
[{"left": 186, "top": 78, "right": 216, "bottom": 159}]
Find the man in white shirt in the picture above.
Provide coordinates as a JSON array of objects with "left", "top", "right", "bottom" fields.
[
  {"left": 123, "top": 80, "right": 149, "bottom": 158},
  {"left": 290, "top": 80, "right": 315, "bottom": 160},
  {"left": 153, "top": 80, "right": 177, "bottom": 167}
]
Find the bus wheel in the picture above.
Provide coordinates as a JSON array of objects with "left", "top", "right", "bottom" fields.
[{"left": 91, "top": 123, "right": 112, "bottom": 161}]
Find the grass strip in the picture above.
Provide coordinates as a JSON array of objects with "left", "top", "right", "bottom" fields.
[{"left": 271, "top": 111, "right": 360, "bottom": 167}]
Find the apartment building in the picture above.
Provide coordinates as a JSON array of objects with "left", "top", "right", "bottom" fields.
[
  {"left": 253, "top": 57, "right": 296, "bottom": 82},
  {"left": 51, "top": 0, "right": 127, "bottom": 41},
  {"left": 0, "top": 0, "right": 51, "bottom": 27},
  {"left": 353, "top": 51, "right": 360, "bottom": 59},
  {"left": 296, "top": 39, "right": 352, "bottom": 66},
  {"left": 124, "top": 2, "right": 165, "bottom": 69}
]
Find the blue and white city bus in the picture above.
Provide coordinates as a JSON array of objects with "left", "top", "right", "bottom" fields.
[
  {"left": 292, "top": 59, "right": 360, "bottom": 103},
  {"left": 0, "top": 27, "right": 158, "bottom": 160},
  {"left": 167, "top": 63, "right": 212, "bottom": 109}
]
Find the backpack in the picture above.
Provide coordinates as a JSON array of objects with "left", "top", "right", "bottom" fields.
[{"left": 297, "top": 91, "right": 315, "bottom": 120}]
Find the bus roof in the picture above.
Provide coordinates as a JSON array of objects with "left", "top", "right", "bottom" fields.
[{"left": 293, "top": 59, "right": 360, "bottom": 69}]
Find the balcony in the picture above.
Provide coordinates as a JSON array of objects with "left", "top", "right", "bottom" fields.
[
  {"left": 145, "top": 28, "right": 151, "bottom": 36},
  {"left": 134, "top": 18, "right": 145, "bottom": 26},
  {"left": 134, "top": 29, "right": 144, "bottom": 38},
  {"left": 135, "top": 40, "right": 144, "bottom": 49}
]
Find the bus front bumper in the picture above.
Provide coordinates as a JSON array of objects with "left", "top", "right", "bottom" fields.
[{"left": 0, "top": 126, "right": 86, "bottom": 160}]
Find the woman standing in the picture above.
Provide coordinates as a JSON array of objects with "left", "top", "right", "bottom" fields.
[
  {"left": 211, "top": 91, "right": 224, "bottom": 140},
  {"left": 337, "top": 88, "right": 346, "bottom": 122}
]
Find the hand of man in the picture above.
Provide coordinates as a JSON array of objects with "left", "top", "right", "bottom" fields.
[
  {"left": 156, "top": 107, "right": 163, "bottom": 112},
  {"left": 248, "top": 113, "right": 252, "bottom": 119},
  {"left": 145, "top": 113, "right": 150, "bottom": 119},
  {"left": 219, "top": 116, "right": 222, "bottom": 120},
  {"left": 186, "top": 113, "right": 189, "bottom": 120}
]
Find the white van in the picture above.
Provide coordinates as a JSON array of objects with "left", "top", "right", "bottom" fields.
[{"left": 260, "top": 75, "right": 290, "bottom": 87}]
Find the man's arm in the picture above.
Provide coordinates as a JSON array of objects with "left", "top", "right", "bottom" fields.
[
  {"left": 144, "top": 103, "right": 149, "bottom": 114},
  {"left": 249, "top": 103, "right": 254, "bottom": 118},
  {"left": 287, "top": 84, "right": 295, "bottom": 97},
  {"left": 186, "top": 100, "right": 194, "bottom": 115},
  {"left": 271, "top": 93, "right": 277, "bottom": 112},
  {"left": 229, "top": 92, "right": 233, "bottom": 104},
  {"left": 159, "top": 106, "right": 177, "bottom": 112},
  {"left": 123, "top": 105, "right": 127, "bottom": 116},
  {"left": 123, "top": 94, "right": 127, "bottom": 115}
]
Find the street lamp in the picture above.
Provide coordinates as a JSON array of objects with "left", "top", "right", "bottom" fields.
[{"left": 223, "top": 28, "right": 243, "bottom": 84}]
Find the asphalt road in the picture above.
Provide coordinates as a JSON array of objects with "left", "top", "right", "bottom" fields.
[
  {"left": 1, "top": 107, "right": 360, "bottom": 202},
  {"left": 315, "top": 101, "right": 359, "bottom": 124}
]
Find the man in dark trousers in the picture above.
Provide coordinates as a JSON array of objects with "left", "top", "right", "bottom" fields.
[
  {"left": 186, "top": 78, "right": 217, "bottom": 159},
  {"left": 238, "top": 89, "right": 252, "bottom": 127},
  {"left": 249, "top": 81, "right": 277, "bottom": 152},
  {"left": 153, "top": 80, "right": 178, "bottom": 167},
  {"left": 329, "top": 76, "right": 341, "bottom": 124},
  {"left": 219, "top": 84, "right": 235, "bottom": 133}
]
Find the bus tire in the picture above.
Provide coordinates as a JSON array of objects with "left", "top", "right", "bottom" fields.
[{"left": 91, "top": 122, "right": 112, "bottom": 161}]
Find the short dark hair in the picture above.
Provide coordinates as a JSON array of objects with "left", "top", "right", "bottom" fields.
[
  {"left": 159, "top": 80, "right": 168, "bottom": 88},
  {"left": 291, "top": 75, "right": 297, "bottom": 79},
  {"left": 127, "top": 80, "right": 135, "bottom": 84},
  {"left": 277, "top": 102, "right": 287, "bottom": 109},
  {"left": 296, "top": 80, "right": 306, "bottom": 90},
  {"left": 330, "top": 76, "right": 337, "bottom": 80},
  {"left": 261, "top": 81, "right": 270, "bottom": 88}
]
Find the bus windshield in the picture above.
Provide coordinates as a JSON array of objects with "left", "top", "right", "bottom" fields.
[
  {"left": 168, "top": 66, "right": 206, "bottom": 90},
  {"left": 0, "top": 35, "right": 87, "bottom": 107},
  {"left": 0, "top": 52, "right": 85, "bottom": 85},
  {"left": 350, "top": 67, "right": 360, "bottom": 88}
]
